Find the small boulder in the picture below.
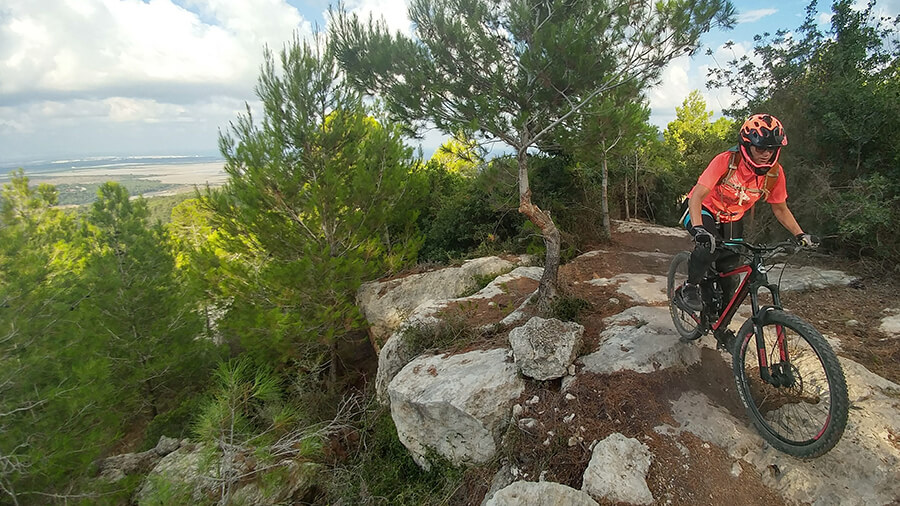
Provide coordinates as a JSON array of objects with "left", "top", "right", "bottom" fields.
[
  {"left": 96, "top": 436, "right": 184, "bottom": 482},
  {"left": 877, "top": 310, "right": 900, "bottom": 338},
  {"left": 582, "top": 433, "right": 654, "bottom": 505},
  {"left": 509, "top": 317, "right": 583, "bottom": 380},
  {"left": 388, "top": 348, "right": 525, "bottom": 468},
  {"left": 484, "top": 480, "right": 599, "bottom": 506}
]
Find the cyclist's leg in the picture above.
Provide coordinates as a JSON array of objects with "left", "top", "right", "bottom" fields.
[
  {"left": 715, "top": 218, "right": 744, "bottom": 300},
  {"left": 686, "top": 210, "right": 722, "bottom": 284}
]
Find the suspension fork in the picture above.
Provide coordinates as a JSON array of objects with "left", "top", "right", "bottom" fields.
[{"left": 751, "top": 283, "right": 789, "bottom": 385}]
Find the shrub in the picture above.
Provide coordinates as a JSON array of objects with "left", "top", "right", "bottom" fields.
[
  {"left": 402, "top": 314, "right": 486, "bottom": 357},
  {"left": 325, "top": 406, "right": 465, "bottom": 504},
  {"left": 549, "top": 296, "right": 592, "bottom": 323}
]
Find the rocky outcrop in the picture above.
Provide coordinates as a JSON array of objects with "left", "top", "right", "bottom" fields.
[
  {"left": 388, "top": 348, "right": 525, "bottom": 468},
  {"left": 877, "top": 308, "right": 900, "bottom": 337},
  {"left": 655, "top": 362, "right": 900, "bottom": 506},
  {"left": 765, "top": 264, "right": 858, "bottom": 291},
  {"left": 363, "top": 228, "right": 900, "bottom": 504},
  {"left": 578, "top": 306, "right": 701, "bottom": 375},
  {"left": 613, "top": 219, "right": 691, "bottom": 237},
  {"left": 373, "top": 300, "right": 444, "bottom": 403},
  {"left": 509, "top": 317, "right": 582, "bottom": 380},
  {"left": 96, "top": 436, "right": 183, "bottom": 482},
  {"left": 373, "top": 265, "right": 542, "bottom": 403},
  {"left": 135, "top": 442, "right": 321, "bottom": 505},
  {"left": 586, "top": 273, "right": 668, "bottom": 304},
  {"left": 134, "top": 443, "right": 213, "bottom": 504},
  {"left": 357, "top": 256, "right": 532, "bottom": 347}
]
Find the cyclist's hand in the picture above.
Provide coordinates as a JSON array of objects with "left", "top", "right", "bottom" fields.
[
  {"left": 691, "top": 226, "right": 716, "bottom": 253},
  {"left": 795, "top": 233, "right": 819, "bottom": 248}
]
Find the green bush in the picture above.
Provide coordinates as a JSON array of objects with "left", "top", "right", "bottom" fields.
[
  {"left": 549, "top": 296, "right": 592, "bottom": 323},
  {"left": 326, "top": 407, "right": 464, "bottom": 505},
  {"left": 823, "top": 173, "right": 900, "bottom": 259},
  {"left": 402, "top": 314, "right": 486, "bottom": 357}
]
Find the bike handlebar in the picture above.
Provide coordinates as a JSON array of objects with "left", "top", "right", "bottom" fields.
[{"left": 719, "top": 240, "right": 804, "bottom": 259}]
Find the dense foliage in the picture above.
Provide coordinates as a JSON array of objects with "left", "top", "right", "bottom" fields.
[
  {"left": 0, "top": 1, "right": 896, "bottom": 503},
  {"left": 708, "top": 0, "right": 900, "bottom": 255},
  {"left": 0, "top": 174, "right": 217, "bottom": 502}
]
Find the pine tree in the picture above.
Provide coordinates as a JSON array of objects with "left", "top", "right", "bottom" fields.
[
  {"left": 331, "top": 0, "right": 735, "bottom": 306},
  {"left": 202, "top": 35, "right": 423, "bottom": 377}
]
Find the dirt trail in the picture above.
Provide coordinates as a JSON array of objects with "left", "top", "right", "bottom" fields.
[{"left": 454, "top": 221, "right": 900, "bottom": 505}]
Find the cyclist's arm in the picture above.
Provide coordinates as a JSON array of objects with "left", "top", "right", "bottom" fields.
[
  {"left": 770, "top": 201, "right": 803, "bottom": 236},
  {"left": 688, "top": 184, "right": 711, "bottom": 227}
]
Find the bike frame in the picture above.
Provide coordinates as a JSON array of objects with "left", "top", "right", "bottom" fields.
[{"left": 704, "top": 245, "right": 790, "bottom": 385}]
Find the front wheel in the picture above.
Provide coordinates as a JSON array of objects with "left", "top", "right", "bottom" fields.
[
  {"left": 733, "top": 310, "right": 849, "bottom": 458},
  {"left": 667, "top": 251, "right": 703, "bottom": 341}
]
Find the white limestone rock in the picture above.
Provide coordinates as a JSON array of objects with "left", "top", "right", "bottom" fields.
[
  {"left": 765, "top": 264, "right": 857, "bottom": 292},
  {"left": 582, "top": 433, "right": 654, "bottom": 505},
  {"left": 657, "top": 366, "right": 900, "bottom": 506},
  {"left": 484, "top": 480, "right": 599, "bottom": 506},
  {"left": 509, "top": 317, "right": 583, "bottom": 380},
  {"left": 388, "top": 349, "right": 525, "bottom": 468},
  {"left": 373, "top": 266, "right": 541, "bottom": 404},
  {"left": 877, "top": 309, "right": 900, "bottom": 338},
  {"left": 579, "top": 306, "right": 701, "bottom": 374},
  {"left": 612, "top": 219, "right": 690, "bottom": 238},
  {"left": 586, "top": 273, "right": 667, "bottom": 305},
  {"left": 357, "top": 256, "right": 527, "bottom": 345}
]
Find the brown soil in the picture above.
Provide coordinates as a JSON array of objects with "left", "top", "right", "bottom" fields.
[{"left": 431, "top": 225, "right": 899, "bottom": 505}]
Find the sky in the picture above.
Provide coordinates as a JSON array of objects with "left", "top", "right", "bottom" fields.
[{"left": 0, "top": 0, "right": 897, "bottom": 164}]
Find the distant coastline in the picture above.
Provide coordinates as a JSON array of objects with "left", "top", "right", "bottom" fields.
[
  {"left": 0, "top": 155, "right": 229, "bottom": 206},
  {"left": 0, "top": 155, "right": 226, "bottom": 181}
]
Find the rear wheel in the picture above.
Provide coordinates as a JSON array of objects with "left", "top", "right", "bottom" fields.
[
  {"left": 733, "top": 310, "right": 848, "bottom": 458},
  {"left": 667, "top": 251, "right": 703, "bottom": 341}
]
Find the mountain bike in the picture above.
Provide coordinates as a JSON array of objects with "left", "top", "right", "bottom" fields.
[{"left": 667, "top": 240, "right": 849, "bottom": 458}]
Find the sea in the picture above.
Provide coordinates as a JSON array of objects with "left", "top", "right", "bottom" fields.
[
  {"left": 0, "top": 154, "right": 230, "bottom": 189},
  {"left": 0, "top": 154, "right": 224, "bottom": 181}
]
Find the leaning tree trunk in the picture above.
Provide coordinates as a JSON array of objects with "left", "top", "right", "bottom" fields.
[
  {"left": 517, "top": 147, "right": 560, "bottom": 309},
  {"left": 600, "top": 156, "right": 612, "bottom": 240}
]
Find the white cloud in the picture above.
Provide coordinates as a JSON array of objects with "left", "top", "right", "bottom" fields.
[
  {"left": 736, "top": 8, "right": 777, "bottom": 24},
  {"left": 647, "top": 39, "right": 754, "bottom": 130},
  {"left": 342, "top": 0, "right": 412, "bottom": 35},
  {"left": 0, "top": 0, "right": 315, "bottom": 159},
  {"left": 649, "top": 55, "right": 691, "bottom": 113},
  {"left": 0, "top": 0, "right": 309, "bottom": 97}
]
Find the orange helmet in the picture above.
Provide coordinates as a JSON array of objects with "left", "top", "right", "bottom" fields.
[{"left": 739, "top": 114, "right": 788, "bottom": 174}]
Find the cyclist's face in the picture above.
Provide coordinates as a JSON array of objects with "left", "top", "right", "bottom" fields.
[{"left": 749, "top": 145, "right": 777, "bottom": 164}]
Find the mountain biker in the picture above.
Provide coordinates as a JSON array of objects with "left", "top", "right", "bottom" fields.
[{"left": 676, "top": 113, "right": 817, "bottom": 311}]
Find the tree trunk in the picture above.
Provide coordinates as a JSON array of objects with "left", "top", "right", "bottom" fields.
[
  {"left": 517, "top": 147, "right": 560, "bottom": 308},
  {"left": 623, "top": 170, "right": 630, "bottom": 220},
  {"left": 634, "top": 154, "right": 638, "bottom": 220},
  {"left": 328, "top": 339, "right": 338, "bottom": 393},
  {"left": 139, "top": 355, "right": 159, "bottom": 418},
  {"left": 600, "top": 156, "right": 611, "bottom": 240}
]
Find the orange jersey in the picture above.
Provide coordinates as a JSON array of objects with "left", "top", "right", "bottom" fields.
[{"left": 689, "top": 151, "right": 788, "bottom": 223}]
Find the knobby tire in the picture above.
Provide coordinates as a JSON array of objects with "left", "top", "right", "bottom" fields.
[
  {"left": 732, "top": 310, "right": 849, "bottom": 458},
  {"left": 667, "top": 251, "right": 703, "bottom": 341}
]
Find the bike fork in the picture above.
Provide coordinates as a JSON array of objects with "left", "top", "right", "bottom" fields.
[{"left": 750, "top": 291, "right": 792, "bottom": 387}]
